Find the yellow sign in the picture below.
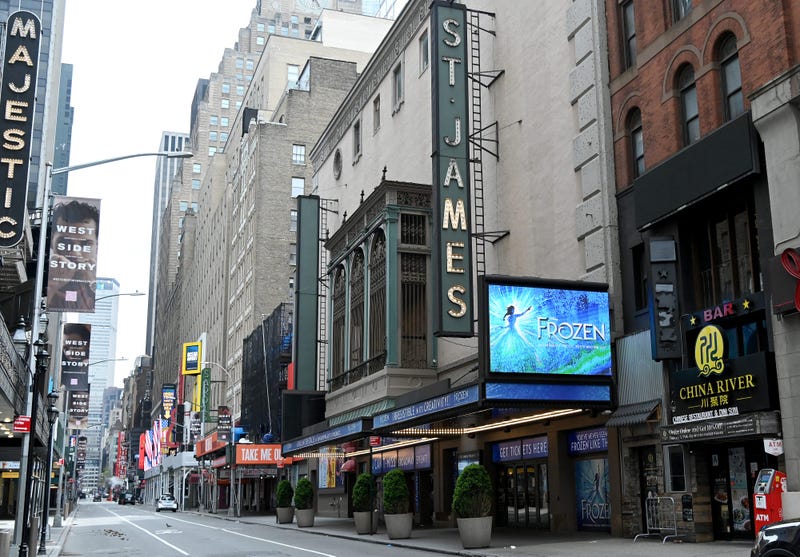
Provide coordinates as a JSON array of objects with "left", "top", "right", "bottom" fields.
[
  {"left": 2, "top": 471, "right": 19, "bottom": 478},
  {"left": 694, "top": 325, "right": 725, "bottom": 377},
  {"left": 181, "top": 341, "right": 202, "bottom": 375}
]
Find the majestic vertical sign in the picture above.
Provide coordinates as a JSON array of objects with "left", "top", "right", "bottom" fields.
[
  {"left": 47, "top": 196, "right": 101, "bottom": 312},
  {"left": 60, "top": 322, "right": 91, "bottom": 391},
  {"left": 431, "top": 1, "right": 473, "bottom": 337},
  {"left": 0, "top": 11, "right": 41, "bottom": 247}
]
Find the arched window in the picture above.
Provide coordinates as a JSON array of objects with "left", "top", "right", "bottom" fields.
[
  {"left": 349, "top": 250, "right": 365, "bottom": 369},
  {"left": 678, "top": 65, "right": 700, "bottom": 145},
  {"left": 628, "top": 108, "right": 644, "bottom": 178},
  {"left": 331, "top": 266, "right": 347, "bottom": 381},
  {"left": 719, "top": 34, "right": 744, "bottom": 121},
  {"left": 369, "top": 231, "right": 387, "bottom": 361}
]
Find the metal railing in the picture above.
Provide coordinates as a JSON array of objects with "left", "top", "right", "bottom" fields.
[{"left": 634, "top": 496, "right": 680, "bottom": 543}]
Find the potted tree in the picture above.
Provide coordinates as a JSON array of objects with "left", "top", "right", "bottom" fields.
[
  {"left": 452, "top": 463, "right": 493, "bottom": 548},
  {"left": 382, "top": 468, "right": 412, "bottom": 539},
  {"left": 275, "top": 479, "right": 294, "bottom": 524},
  {"left": 352, "top": 472, "right": 376, "bottom": 534},
  {"left": 294, "top": 477, "right": 315, "bottom": 527}
]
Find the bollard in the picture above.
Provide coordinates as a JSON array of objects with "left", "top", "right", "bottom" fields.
[{"left": 0, "top": 529, "right": 10, "bottom": 557}]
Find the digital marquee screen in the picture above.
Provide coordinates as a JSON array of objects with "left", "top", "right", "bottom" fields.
[{"left": 485, "top": 279, "right": 611, "bottom": 376}]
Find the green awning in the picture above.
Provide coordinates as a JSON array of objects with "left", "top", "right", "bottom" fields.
[{"left": 328, "top": 399, "right": 396, "bottom": 427}]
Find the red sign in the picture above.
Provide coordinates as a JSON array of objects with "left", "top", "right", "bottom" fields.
[
  {"left": 235, "top": 444, "right": 293, "bottom": 465},
  {"left": 369, "top": 436, "right": 381, "bottom": 447},
  {"left": 13, "top": 415, "right": 30, "bottom": 433}
]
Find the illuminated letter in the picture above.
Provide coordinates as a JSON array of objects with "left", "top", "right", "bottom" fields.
[
  {"left": 8, "top": 74, "right": 30, "bottom": 93},
  {"left": 444, "top": 117, "right": 461, "bottom": 146},
  {"left": 447, "top": 285, "right": 467, "bottom": 317},
  {"left": 446, "top": 241, "right": 465, "bottom": 273},
  {"left": 441, "top": 56, "right": 461, "bottom": 86},
  {"left": 442, "top": 19, "right": 461, "bottom": 47},
  {"left": 4, "top": 100, "right": 28, "bottom": 121},
  {"left": 10, "top": 16, "right": 37, "bottom": 39},
  {"left": 442, "top": 198, "right": 467, "bottom": 230},
  {"left": 2, "top": 129, "right": 24, "bottom": 150},
  {"left": 7, "top": 45, "right": 33, "bottom": 67},
  {"left": 0, "top": 158, "right": 23, "bottom": 178},
  {"left": 443, "top": 158, "right": 464, "bottom": 188}
]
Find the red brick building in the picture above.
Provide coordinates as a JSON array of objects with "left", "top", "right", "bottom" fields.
[{"left": 604, "top": 0, "right": 800, "bottom": 541}]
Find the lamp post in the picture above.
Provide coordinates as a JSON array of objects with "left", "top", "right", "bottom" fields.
[
  {"left": 14, "top": 150, "right": 192, "bottom": 555},
  {"left": 18, "top": 338, "right": 50, "bottom": 557},
  {"left": 37, "top": 392, "right": 59, "bottom": 555}
]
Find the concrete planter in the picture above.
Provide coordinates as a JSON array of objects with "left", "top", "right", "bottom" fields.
[
  {"left": 276, "top": 506, "right": 294, "bottom": 524},
  {"left": 296, "top": 508, "right": 315, "bottom": 528},
  {"left": 384, "top": 512, "right": 413, "bottom": 539},
  {"left": 457, "top": 516, "right": 492, "bottom": 549},
  {"left": 353, "top": 510, "right": 375, "bottom": 534}
]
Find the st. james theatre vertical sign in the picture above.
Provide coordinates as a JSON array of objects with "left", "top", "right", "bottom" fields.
[
  {"left": 432, "top": 1, "right": 472, "bottom": 337},
  {"left": 0, "top": 12, "right": 41, "bottom": 247}
]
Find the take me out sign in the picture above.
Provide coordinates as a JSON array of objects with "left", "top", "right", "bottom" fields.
[
  {"left": 431, "top": 1, "right": 472, "bottom": 337},
  {"left": 0, "top": 12, "right": 41, "bottom": 247},
  {"left": 235, "top": 444, "right": 292, "bottom": 465}
]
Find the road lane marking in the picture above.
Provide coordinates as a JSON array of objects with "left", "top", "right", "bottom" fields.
[
  {"left": 102, "top": 508, "right": 190, "bottom": 555},
  {"left": 221, "top": 528, "right": 337, "bottom": 556},
  {"left": 151, "top": 515, "right": 221, "bottom": 530}
]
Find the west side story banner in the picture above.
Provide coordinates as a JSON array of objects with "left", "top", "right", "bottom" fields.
[
  {"left": 61, "top": 322, "right": 91, "bottom": 391},
  {"left": 47, "top": 196, "right": 101, "bottom": 312}
]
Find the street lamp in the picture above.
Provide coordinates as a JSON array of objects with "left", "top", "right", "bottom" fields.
[
  {"left": 15, "top": 150, "right": 192, "bottom": 555},
  {"left": 37, "top": 392, "right": 59, "bottom": 555},
  {"left": 96, "top": 291, "right": 146, "bottom": 303}
]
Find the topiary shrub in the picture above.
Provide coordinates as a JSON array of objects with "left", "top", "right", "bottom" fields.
[
  {"left": 276, "top": 479, "right": 294, "bottom": 508},
  {"left": 352, "top": 473, "right": 374, "bottom": 512},
  {"left": 452, "top": 464, "right": 492, "bottom": 518},
  {"left": 382, "top": 468, "right": 409, "bottom": 514},
  {"left": 294, "top": 477, "right": 314, "bottom": 510}
]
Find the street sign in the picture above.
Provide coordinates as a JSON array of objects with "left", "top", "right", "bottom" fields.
[
  {"left": 12, "top": 415, "right": 30, "bottom": 433},
  {"left": 369, "top": 436, "right": 381, "bottom": 447}
]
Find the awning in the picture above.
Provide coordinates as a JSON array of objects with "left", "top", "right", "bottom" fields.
[
  {"left": 340, "top": 458, "right": 357, "bottom": 472},
  {"left": 328, "top": 399, "right": 395, "bottom": 426},
  {"left": 282, "top": 418, "right": 371, "bottom": 456},
  {"left": 605, "top": 399, "right": 661, "bottom": 427}
]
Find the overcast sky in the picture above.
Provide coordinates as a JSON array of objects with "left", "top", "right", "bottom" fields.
[{"left": 60, "top": 1, "right": 256, "bottom": 386}]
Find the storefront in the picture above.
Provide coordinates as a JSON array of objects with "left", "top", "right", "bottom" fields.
[
  {"left": 568, "top": 427, "right": 610, "bottom": 532},
  {"left": 370, "top": 443, "right": 433, "bottom": 525},
  {"left": 492, "top": 436, "right": 549, "bottom": 529}
]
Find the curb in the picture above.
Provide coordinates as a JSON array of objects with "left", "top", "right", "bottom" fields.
[
  {"left": 47, "top": 511, "right": 76, "bottom": 557},
  {"left": 185, "top": 511, "right": 488, "bottom": 557}
]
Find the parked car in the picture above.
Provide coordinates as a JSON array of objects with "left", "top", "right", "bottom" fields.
[
  {"left": 118, "top": 492, "right": 135, "bottom": 506},
  {"left": 155, "top": 493, "right": 178, "bottom": 513},
  {"left": 92, "top": 492, "right": 102, "bottom": 502},
  {"left": 752, "top": 519, "right": 800, "bottom": 557}
]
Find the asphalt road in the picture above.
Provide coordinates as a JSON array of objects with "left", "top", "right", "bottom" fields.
[{"left": 62, "top": 501, "right": 434, "bottom": 557}]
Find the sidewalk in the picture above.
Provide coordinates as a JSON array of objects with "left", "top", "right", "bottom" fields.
[
  {"left": 190, "top": 510, "right": 756, "bottom": 557},
  {"left": 0, "top": 510, "right": 74, "bottom": 557}
]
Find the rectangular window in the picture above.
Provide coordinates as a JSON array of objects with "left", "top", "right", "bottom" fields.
[
  {"left": 192, "top": 179, "right": 201, "bottom": 190},
  {"left": 373, "top": 96, "right": 381, "bottom": 134},
  {"left": 665, "top": 445, "right": 686, "bottom": 492},
  {"left": 292, "top": 144, "right": 306, "bottom": 165},
  {"left": 419, "top": 31, "right": 429, "bottom": 73},
  {"left": 221, "top": 117, "right": 229, "bottom": 127},
  {"left": 192, "top": 163, "right": 201, "bottom": 174},
  {"left": 257, "top": 22, "right": 265, "bottom": 32},
  {"left": 209, "top": 115, "right": 218, "bottom": 126},
  {"left": 291, "top": 177, "right": 305, "bottom": 197},
  {"left": 622, "top": 1, "right": 636, "bottom": 69},
  {"left": 179, "top": 201, "right": 189, "bottom": 211},
  {"left": 246, "top": 60, "right": 254, "bottom": 70},
  {"left": 236, "top": 85, "right": 245, "bottom": 96},
  {"left": 191, "top": 202, "right": 199, "bottom": 212},
  {"left": 289, "top": 243, "right": 297, "bottom": 266},
  {"left": 393, "top": 63, "right": 404, "bottom": 111},
  {"left": 221, "top": 99, "right": 230, "bottom": 109},
  {"left": 208, "top": 146, "right": 217, "bottom": 156},
  {"left": 221, "top": 82, "right": 231, "bottom": 94},
  {"left": 287, "top": 64, "right": 300, "bottom": 88},
  {"left": 209, "top": 131, "right": 218, "bottom": 142},
  {"left": 268, "top": 23, "right": 275, "bottom": 34},
  {"left": 235, "top": 58, "right": 244, "bottom": 69},
  {"left": 353, "top": 119, "right": 362, "bottom": 160},
  {"left": 290, "top": 209, "right": 297, "bottom": 232},
  {"left": 257, "top": 36, "right": 265, "bottom": 45},
  {"left": 220, "top": 132, "right": 228, "bottom": 142}
]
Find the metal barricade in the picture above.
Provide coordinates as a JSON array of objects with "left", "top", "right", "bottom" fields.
[{"left": 634, "top": 496, "right": 680, "bottom": 543}]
